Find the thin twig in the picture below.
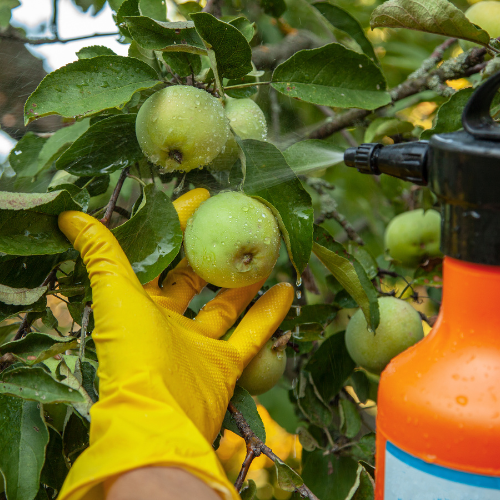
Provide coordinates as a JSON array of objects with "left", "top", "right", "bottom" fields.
[
  {"left": 51, "top": 0, "right": 59, "bottom": 38},
  {"left": 0, "top": 31, "right": 120, "bottom": 45},
  {"left": 100, "top": 167, "right": 131, "bottom": 227},
  {"left": 234, "top": 445, "right": 257, "bottom": 491},
  {"left": 13, "top": 268, "right": 58, "bottom": 341},
  {"left": 79, "top": 302, "right": 92, "bottom": 361},
  {"left": 227, "top": 403, "right": 320, "bottom": 500}
]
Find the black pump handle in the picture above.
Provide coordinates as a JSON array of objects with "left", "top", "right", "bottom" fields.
[{"left": 462, "top": 70, "right": 500, "bottom": 141}]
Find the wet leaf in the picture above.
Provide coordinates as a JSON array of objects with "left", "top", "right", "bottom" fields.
[
  {"left": 112, "top": 184, "right": 182, "bottom": 284},
  {"left": 222, "top": 385, "right": 266, "bottom": 442},
  {"left": 339, "top": 399, "right": 361, "bottom": 439},
  {"left": 24, "top": 56, "right": 161, "bottom": 124},
  {"left": 370, "top": 0, "right": 491, "bottom": 46},
  {"left": 351, "top": 463, "right": 375, "bottom": 500},
  {"left": 0, "top": 365, "right": 85, "bottom": 404},
  {"left": 313, "top": 225, "right": 379, "bottom": 332},
  {"left": 139, "top": 0, "right": 167, "bottom": 22},
  {"left": 228, "top": 17, "right": 256, "bottom": 43},
  {"left": 56, "top": 114, "right": 143, "bottom": 176},
  {"left": 0, "top": 395, "right": 49, "bottom": 500},
  {"left": 163, "top": 52, "right": 202, "bottom": 77},
  {"left": 296, "top": 371, "right": 332, "bottom": 427},
  {"left": 0, "top": 284, "right": 47, "bottom": 306},
  {"left": 76, "top": 46, "right": 117, "bottom": 59},
  {"left": 239, "top": 139, "right": 313, "bottom": 278},
  {"left": 272, "top": 44, "right": 390, "bottom": 110},
  {"left": 125, "top": 16, "right": 206, "bottom": 54},
  {"left": 313, "top": 2, "right": 377, "bottom": 62},
  {"left": 8, "top": 133, "right": 48, "bottom": 178},
  {"left": 275, "top": 459, "right": 304, "bottom": 492},
  {"left": 191, "top": 13, "right": 253, "bottom": 79}
]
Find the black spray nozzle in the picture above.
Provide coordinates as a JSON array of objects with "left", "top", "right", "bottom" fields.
[{"left": 344, "top": 141, "right": 429, "bottom": 185}]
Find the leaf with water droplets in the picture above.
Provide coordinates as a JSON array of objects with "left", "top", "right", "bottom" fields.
[
  {"left": 272, "top": 43, "right": 390, "bottom": 110},
  {"left": 56, "top": 114, "right": 143, "bottom": 176},
  {"left": 24, "top": 56, "right": 161, "bottom": 124},
  {"left": 0, "top": 365, "right": 84, "bottom": 404}
]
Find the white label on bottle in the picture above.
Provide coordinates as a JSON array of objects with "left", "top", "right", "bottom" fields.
[{"left": 384, "top": 441, "right": 500, "bottom": 500}]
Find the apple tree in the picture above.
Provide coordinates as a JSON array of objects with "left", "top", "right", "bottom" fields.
[{"left": 0, "top": 0, "right": 499, "bottom": 498}]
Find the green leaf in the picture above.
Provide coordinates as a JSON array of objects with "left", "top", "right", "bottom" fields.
[
  {"left": 351, "top": 463, "right": 375, "bottom": 500},
  {"left": 125, "top": 17, "right": 206, "bottom": 54},
  {"left": 295, "top": 371, "right": 332, "bottom": 427},
  {"left": 240, "top": 479, "right": 258, "bottom": 500},
  {"left": 24, "top": 56, "right": 161, "bottom": 124},
  {"left": 313, "top": 2, "right": 377, "bottom": 62},
  {"left": 346, "top": 242, "right": 378, "bottom": 280},
  {"left": 112, "top": 184, "right": 182, "bottom": 284},
  {"left": 37, "top": 120, "right": 90, "bottom": 174},
  {"left": 56, "top": 114, "right": 143, "bottom": 176},
  {"left": 421, "top": 87, "right": 474, "bottom": 140},
  {"left": 56, "top": 360, "right": 93, "bottom": 421},
  {"left": 370, "top": 0, "right": 491, "bottom": 46},
  {"left": 191, "top": 12, "right": 253, "bottom": 79},
  {"left": 139, "top": 0, "right": 167, "bottom": 21},
  {"left": 228, "top": 17, "right": 256, "bottom": 43},
  {"left": 239, "top": 139, "right": 313, "bottom": 278},
  {"left": 260, "top": 0, "right": 286, "bottom": 18},
  {"left": 351, "top": 433, "right": 376, "bottom": 465},
  {"left": 0, "top": 333, "right": 78, "bottom": 366},
  {"left": 296, "top": 426, "right": 321, "bottom": 452},
  {"left": 225, "top": 75, "right": 259, "bottom": 99},
  {"left": 274, "top": 459, "right": 303, "bottom": 492},
  {"left": 163, "top": 52, "right": 202, "bottom": 77},
  {"left": 0, "top": 323, "right": 19, "bottom": 346},
  {"left": 117, "top": 0, "right": 140, "bottom": 38},
  {"left": 40, "top": 426, "right": 68, "bottom": 492},
  {"left": 222, "top": 385, "right": 266, "bottom": 442},
  {"left": 0, "top": 366, "right": 85, "bottom": 404},
  {"left": 283, "top": 140, "right": 345, "bottom": 175},
  {"left": 306, "top": 332, "right": 356, "bottom": 402},
  {"left": 0, "top": 395, "right": 49, "bottom": 500},
  {"left": 76, "top": 46, "right": 117, "bottom": 59},
  {"left": 272, "top": 44, "right": 390, "bottom": 110},
  {"left": 364, "top": 117, "right": 414, "bottom": 143},
  {"left": 0, "top": 297, "right": 47, "bottom": 323},
  {"left": 0, "top": 0, "right": 20, "bottom": 28},
  {"left": 0, "top": 190, "right": 85, "bottom": 215},
  {"left": 312, "top": 225, "right": 379, "bottom": 332},
  {"left": 350, "top": 370, "right": 370, "bottom": 404},
  {"left": 62, "top": 411, "right": 89, "bottom": 463},
  {"left": 339, "top": 399, "right": 361, "bottom": 439},
  {"left": 0, "top": 284, "right": 47, "bottom": 306},
  {"left": 300, "top": 451, "right": 359, "bottom": 500},
  {"left": 8, "top": 133, "right": 49, "bottom": 178},
  {"left": 281, "top": 304, "right": 337, "bottom": 341}
]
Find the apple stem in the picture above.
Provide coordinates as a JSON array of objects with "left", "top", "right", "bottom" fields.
[{"left": 273, "top": 330, "right": 292, "bottom": 351}]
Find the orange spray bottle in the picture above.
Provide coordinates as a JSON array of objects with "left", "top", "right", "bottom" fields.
[{"left": 344, "top": 71, "right": 500, "bottom": 498}]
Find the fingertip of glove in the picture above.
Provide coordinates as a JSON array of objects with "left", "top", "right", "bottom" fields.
[
  {"left": 58, "top": 211, "right": 95, "bottom": 245},
  {"left": 173, "top": 188, "right": 210, "bottom": 231}
]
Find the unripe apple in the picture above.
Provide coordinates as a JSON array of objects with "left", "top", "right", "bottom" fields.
[
  {"left": 221, "top": 328, "right": 288, "bottom": 395},
  {"left": 208, "top": 98, "right": 268, "bottom": 171},
  {"left": 384, "top": 209, "right": 441, "bottom": 268},
  {"left": 184, "top": 191, "right": 281, "bottom": 288},
  {"left": 460, "top": 1, "right": 500, "bottom": 52},
  {"left": 345, "top": 297, "right": 424, "bottom": 375},
  {"left": 135, "top": 85, "right": 230, "bottom": 172}
]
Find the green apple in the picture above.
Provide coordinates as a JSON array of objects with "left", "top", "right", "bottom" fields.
[
  {"left": 384, "top": 209, "right": 441, "bottom": 267},
  {"left": 345, "top": 297, "right": 424, "bottom": 375},
  {"left": 237, "top": 338, "right": 287, "bottom": 395},
  {"left": 220, "top": 328, "right": 287, "bottom": 395},
  {"left": 184, "top": 191, "right": 281, "bottom": 288},
  {"left": 208, "top": 98, "right": 268, "bottom": 172},
  {"left": 136, "top": 85, "right": 230, "bottom": 172},
  {"left": 460, "top": 1, "right": 500, "bottom": 51}
]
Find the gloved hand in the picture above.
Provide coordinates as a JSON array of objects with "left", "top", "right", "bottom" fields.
[{"left": 56, "top": 188, "right": 294, "bottom": 500}]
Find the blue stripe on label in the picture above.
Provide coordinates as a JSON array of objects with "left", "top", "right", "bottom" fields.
[{"left": 386, "top": 442, "right": 500, "bottom": 489}]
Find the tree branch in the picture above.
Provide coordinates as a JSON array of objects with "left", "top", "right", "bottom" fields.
[
  {"left": 0, "top": 30, "right": 120, "bottom": 45},
  {"left": 309, "top": 41, "right": 487, "bottom": 140},
  {"left": 100, "top": 167, "right": 130, "bottom": 227},
  {"left": 227, "top": 402, "right": 320, "bottom": 500}
]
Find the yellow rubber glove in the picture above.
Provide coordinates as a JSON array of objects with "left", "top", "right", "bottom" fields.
[{"left": 56, "top": 188, "right": 294, "bottom": 500}]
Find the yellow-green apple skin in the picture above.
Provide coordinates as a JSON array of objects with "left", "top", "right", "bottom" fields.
[
  {"left": 135, "top": 85, "right": 230, "bottom": 172},
  {"left": 345, "top": 297, "right": 424, "bottom": 375},
  {"left": 384, "top": 209, "right": 441, "bottom": 267},
  {"left": 208, "top": 98, "right": 268, "bottom": 171},
  {"left": 237, "top": 338, "right": 287, "bottom": 395},
  {"left": 184, "top": 191, "right": 281, "bottom": 288},
  {"left": 460, "top": 1, "right": 500, "bottom": 51}
]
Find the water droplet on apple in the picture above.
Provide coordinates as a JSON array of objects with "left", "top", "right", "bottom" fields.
[
  {"left": 264, "top": 237, "right": 270, "bottom": 245},
  {"left": 242, "top": 206, "right": 248, "bottom": 212}
]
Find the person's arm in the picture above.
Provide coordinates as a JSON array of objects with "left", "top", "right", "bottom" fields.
[{"left": 105, "top": 468, "right": 221, "bottom": 500}]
